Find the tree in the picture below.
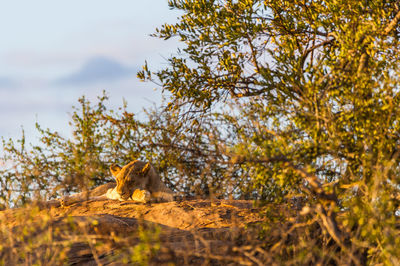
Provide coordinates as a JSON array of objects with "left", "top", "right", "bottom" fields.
[{"left": 139, "top": 0, "right": 400, "bottom": 263}]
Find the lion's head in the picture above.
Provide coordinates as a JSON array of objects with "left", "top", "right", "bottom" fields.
[{"left": 110, "top": 160, "right": 151, "bottom": 200}]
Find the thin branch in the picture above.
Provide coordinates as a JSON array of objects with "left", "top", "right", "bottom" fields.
[
  {"left": 357, "top": 9, "right": 400, "bottom": 75},
  {"left": 383, "top": 9, "right": 400, "bottom": 35},
  {"left": 301, "top": 38, "right": 335, "bottom": 70}
]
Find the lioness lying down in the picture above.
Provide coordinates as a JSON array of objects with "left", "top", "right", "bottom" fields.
[{"left": 54, "top": 160, "right": 174, "bottom": 206}]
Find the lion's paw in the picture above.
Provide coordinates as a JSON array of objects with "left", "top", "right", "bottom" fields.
[{"left": 130, "top": 189, "right": 151, "bottom": 203}]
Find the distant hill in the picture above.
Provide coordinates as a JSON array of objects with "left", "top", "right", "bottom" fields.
[{"left": 55, "top": 56, "right": 137, "bottom": 86}]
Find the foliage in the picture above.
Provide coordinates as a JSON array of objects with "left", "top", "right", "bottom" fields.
[
  {"left": 0, "top": 207, "right": 162, "bottom": 265},
  {"left": 0, "top": 93, "right": 254, "bottom": 208},
  {"left": 124, "top": 225, "right": 161, "bottom": 265},
  {"left": 138, "top": 0, "right": 400, "bottom": 264}
]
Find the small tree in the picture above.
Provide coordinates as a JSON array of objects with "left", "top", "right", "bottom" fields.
[{"left": 139, "top": 0, "right": 400, "bottom": 263}]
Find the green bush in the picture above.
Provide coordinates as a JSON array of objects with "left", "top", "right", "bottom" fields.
[{"left": 0, "top": 93, "right": 257, "bottom": 208}]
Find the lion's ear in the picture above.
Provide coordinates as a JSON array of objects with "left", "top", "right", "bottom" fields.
[
  {"left": 140, "top": 162, "right": 151, "bottom": 176},
  {"left": 110, "top": 163, "right": 122, "bottom": 177}
]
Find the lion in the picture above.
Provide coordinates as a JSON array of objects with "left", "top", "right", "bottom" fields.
[
  {"left": 106, "top": 160, "right": 174, "bottom": 203},
  {"left": 43, "top": 160, "right": 174, "bottom": 207}
]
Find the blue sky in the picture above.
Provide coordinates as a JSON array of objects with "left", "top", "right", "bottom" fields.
[{"left": 0, "top": 0, "right": 180, "bottom": 144}]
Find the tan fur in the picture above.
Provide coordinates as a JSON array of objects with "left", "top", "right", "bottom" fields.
[
  {"left": 45, "top": 160, "right": 174, "bottom": 207},
  {"left": 60, "top": 182, "right": 115, "bottom": 206},
  {"left": 108, "top": 160, "right": 174, "bottom": 202}
]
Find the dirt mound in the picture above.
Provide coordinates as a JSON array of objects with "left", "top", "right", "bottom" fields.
[{"left": 0, "top": 199, "right": 266, "bottom": 265}]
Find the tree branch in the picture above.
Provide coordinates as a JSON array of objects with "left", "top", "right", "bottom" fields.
[
  {"left": 357, "top": 9, "right": 400, "bottom": 76},
  {"left": 301, "top": 37, "right": 335, "bottom": 70},
  {"left": 383, "top": 9, "right": 400, "bottom": 35}
]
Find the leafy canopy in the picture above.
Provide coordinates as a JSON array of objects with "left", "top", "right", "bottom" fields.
[
  {"left": 139, "top": 0, "right": 400, "bottom": 263},
  {"left": 141, "top": 0, "right": 400, "bottom": 203}
]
